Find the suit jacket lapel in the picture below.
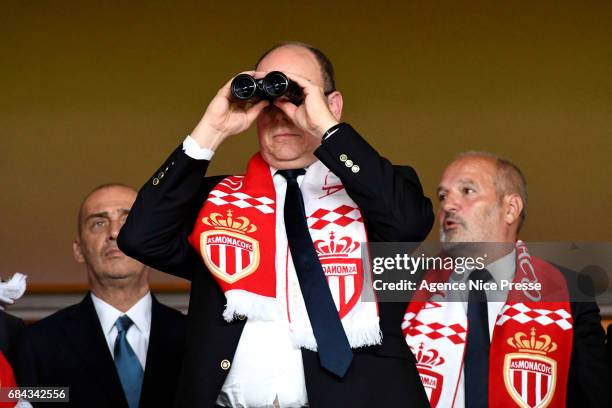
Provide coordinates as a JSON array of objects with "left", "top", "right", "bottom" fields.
[
  {"left": 61, "top": 293, "right": 128, "bottom": 408},
  {"left": 140, "top": 295, "right": 174, "bottom": 407}
]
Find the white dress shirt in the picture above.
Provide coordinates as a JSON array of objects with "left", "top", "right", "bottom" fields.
[
  {"left": 183, "top": 137, "right": 309, "bottom": 407},
  {"left": 91, "top": 292, "right": 152, "bottom": 370},
  {"left": 452, "top": 249, "right": 516, "bottom": 408}
]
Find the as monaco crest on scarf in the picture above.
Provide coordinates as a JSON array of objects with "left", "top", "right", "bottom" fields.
[
  {"left": 314, "top": 232, "right": 362, "bottom": 319},
  {"left": 410, "top": 343, "right": 446, "bottom": 408},
  {"left": 199, "top": 210, "right": 260, "bottom": 284},
  {"left": 504, "top": 328, "right": 558, "bottom": 408}
]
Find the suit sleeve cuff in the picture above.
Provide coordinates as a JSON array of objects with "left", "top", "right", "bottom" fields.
[
  {"left": 322, "top": 122, "right": 345, "bottom": 142},
  {"left": 182, "top": 135, "right": 215, "bottom": 160}
]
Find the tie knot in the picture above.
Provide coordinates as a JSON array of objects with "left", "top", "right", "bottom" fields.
[
  {"left": 469, "top": 268, "right": 492, "bottom": 284},
  {"left": 115, "top": 315, "right": 134, "bottom": 333},
  {"left": 276, "top": 169, "right": 306, "bottom": 182}
]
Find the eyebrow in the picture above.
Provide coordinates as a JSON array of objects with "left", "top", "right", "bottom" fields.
[
  {"left": 437, "top": 178, "right": 477, "bottom": 194},
  {"left": 457, "top": 178, "right": 476, "bottom": 185},
  {"left": 85, "top": 209, "right": 130, "bottom": 221}
]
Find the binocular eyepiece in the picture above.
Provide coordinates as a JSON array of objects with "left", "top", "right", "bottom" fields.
[{"left": 230, "top": 71, "right": 304, "bottom": 105}]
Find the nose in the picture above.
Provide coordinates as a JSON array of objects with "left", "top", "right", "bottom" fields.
[
  {"left": 108, "top": 219, "right": 122, "bottom": 241},
  {"left": 440, "top": 191, "right": 460, "bottom": 214},
  {"left": 269, "top": 105, "right": 289, "bottom": 124}
]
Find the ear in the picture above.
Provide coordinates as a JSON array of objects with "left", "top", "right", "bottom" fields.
[
  {"left": 326, "top": 91, "right": 343, "bottom": 122},
  {"left": 73, "top": 237, "right": 85, "bottom": 263},
  {"left": 503, "top": 194, "right": 524, "bottom": 227}
]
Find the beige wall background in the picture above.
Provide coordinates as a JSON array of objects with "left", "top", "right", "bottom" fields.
[{"left": 2, "top": 1, "right": 611, "bottom": 288}]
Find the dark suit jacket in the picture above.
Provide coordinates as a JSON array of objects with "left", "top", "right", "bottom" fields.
[
  {"left": 0, "top": 309, "right": 25, "bottom": 356},
  {"left": 118, "top": 125, "right": 435, "bottom": 407},
  {"left": 13, "top": 293, "right": 186, "bottom": 408},
  {"left": 558, "top": 267, "right": 611, "bottom": 407}
]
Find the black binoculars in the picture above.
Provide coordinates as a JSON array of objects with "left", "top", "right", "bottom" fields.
[{"left": 230, "top": 71, "right": 304, "bottom": 105}]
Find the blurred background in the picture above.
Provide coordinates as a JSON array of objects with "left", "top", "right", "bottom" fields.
[{"left": 2, "top": 1, "right": 611, "bottom": 319}]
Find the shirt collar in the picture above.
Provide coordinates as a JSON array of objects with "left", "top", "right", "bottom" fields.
[
  {"left": 451, "top": 248, "right": 516, "bottom": 286},
  {"left": 485, "top": 249, "right": 516, "bottom": 285},
  {"left": 270, "top": 164, "right": 312, "bottom": 177},
  {"left": 91, "top": 291, "right": 152, "bottom": 335},
  {"left": 271, "top": 165, "right": 312, "bottom": 188}
]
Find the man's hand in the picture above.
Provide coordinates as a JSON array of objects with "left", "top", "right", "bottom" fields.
[
  {"left": 0, "top": 272, "right": 27, "bottom": 310},
  {"left": 272, "top": 72, "right": 340, "bottom": 138},
  {"left": 190, "top": 71, "right": 269, "bottom": 151}
]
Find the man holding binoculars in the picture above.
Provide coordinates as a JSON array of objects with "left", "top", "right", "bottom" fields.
[{"left": 118, "top": 42, "right": 434, "bottom": 407}]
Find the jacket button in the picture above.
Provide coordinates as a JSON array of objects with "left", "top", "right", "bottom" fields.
[
  {"left": 339, "top": 154, "right": 348, "bottom": 162},
  {"left": 220, "top": 359, "right": 231, "bottom": 370},
  {"left": 345, "top": 159, "right": 353, "bottom": 167},
  {"left": 157, "top": 171, "right": 165, "bottom": 179},
  {"left": 236, "top": 314, "right": 246, "bottom": 321},
  {"left": 152, "top": 177, "right": 160, "bottom": 186},
  {"left": 351, "top": 165, "right": 360, "bottom": 173}
]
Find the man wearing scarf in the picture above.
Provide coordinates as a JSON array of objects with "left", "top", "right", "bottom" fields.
[
  {"left": 403, "top": 152, "right": 610, "bottom": 407},
  {"left": 118, "top": 42, "right": 434, "bottom": 407}
]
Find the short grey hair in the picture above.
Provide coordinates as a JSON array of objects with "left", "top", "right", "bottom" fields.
[{"left": 456, "top": 151, "right": 528, "bottom": 232}]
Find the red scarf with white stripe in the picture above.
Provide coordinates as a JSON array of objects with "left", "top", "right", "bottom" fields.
[
  {"left": 403, "top": 241, "right": 572, "bottom": 408},
  {"left": 188, "top": 153, "right": 381, "bottom": 350}
]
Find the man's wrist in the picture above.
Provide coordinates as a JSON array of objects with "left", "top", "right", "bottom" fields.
[
  {"left": 190, "top": 120, "right": 226, "bottom": 151},
  {"left": 322, "top": 122, "right": 345, "bottom": 141}
]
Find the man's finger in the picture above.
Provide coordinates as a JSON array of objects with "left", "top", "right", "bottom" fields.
[
  {"left": 0, "top": 296, "right": 14, "bottom": 305},
  {"left": 273, "top": 100, "right": 298, "bottom": 119},
  {"left": 246, "top": 100, "right": 270, "bottom": 123},
  {"left": 282, "top": 72, "right": 319, "bottom": 92}
]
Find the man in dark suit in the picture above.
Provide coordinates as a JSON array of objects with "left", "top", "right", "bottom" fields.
[
  {"left": 404, "top": 152, "right": 610, "bottom": 407},
  {"left": 118, "top": 42, "right": 434, "bottom": 407},
  {"left": 14, "top": 184, "right": 186, "bottom": 408}
]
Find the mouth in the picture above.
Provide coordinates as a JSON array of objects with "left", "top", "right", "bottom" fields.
[
  {"left": 272, "top": 132, "right": 301, "bottom": 139},
  {"left": 443, "top": 218, "right": 462, "bottom": 232},
  {"left": 104, "top": 247, "right": 125, "bottom": 258}
]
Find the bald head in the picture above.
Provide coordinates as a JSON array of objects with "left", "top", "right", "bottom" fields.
[
  {"left": 456, "top": 151, "right": 528, "bottom": 231},
  {"left": 255, "top": 42, "right": 336, "bottom": 94},
  {"left": 77, "top": 183, "right": 137, "bottom": 235},
  {"left": 73, "top": 183, "right": 149, "bottom": 309}
]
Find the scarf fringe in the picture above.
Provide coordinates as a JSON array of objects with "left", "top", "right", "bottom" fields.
[
  {"left": 344, "top": 317, "right": 383, "bottom": 348},
  {"left": 223, "top": 289, "right": 280, "bottom": 322},
  {"left": 290, "top": 317, "right": 383, "bottom": 351}
]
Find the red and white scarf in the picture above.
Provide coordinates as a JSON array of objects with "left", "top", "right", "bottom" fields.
[
  {"left": 403, "top": 241, "right": 573, "bottom": 408},
  {"left": 189, "top": 153, "right": 381, "bottom": 350},
  {"left": 0, "top": 351, "right": 17, "bottom": 408}
]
